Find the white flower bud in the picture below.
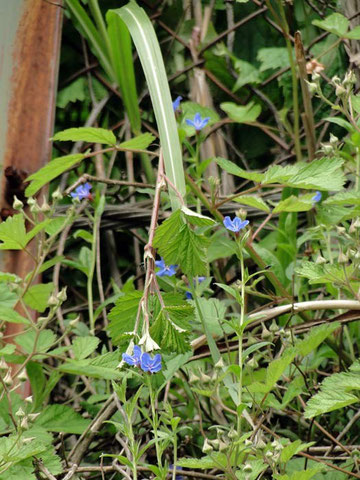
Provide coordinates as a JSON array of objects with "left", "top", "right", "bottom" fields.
[
  {"left": 15, "top": 407, "right": 25, "bottom": 417},
  {"left": 69, "top": 316, "right": 80, "bottom": 328},
  {"left": 338, "top": 251, "right": 348, "bottom": 263},
  {"left": 13, "top": 196, "right": 24, "bottom": 210},
  {"left": 3, "top": 370, "right": 13, "bottom": 386},
  {"left": 28, "top": 413, "right": 40, "bottom": 422},
  {"left": 57, "top": 287, "right": 67, "bottom": 303},
  {"left": 189, "top": 371, "right": 199, "bottom": 384},
  {"left": 269, "top": 320, "right": 279, "bottom": 333},
  {"left": 214, "top": 357, "right": 225, "bottom": 369},
  {"left": 0, "top": 358, "right": 8, "bottom": 371},
  {"left": 47, "top": 294, "right": 59, "bottom": 307},
  {"left": 25, "top": 396, "right": 33, "bottom": 404},
  {"left": 139, "top": 331, "right": 160, "bottom": 352},
  {"left": 52, "top": 188, "right": 63, "bottom": 201},
  {"left": 40, "top": 196, "right": 51, "bottom": 213},
  {"left": 202, "top": 438, "right": 213, "bottom": 453},
  {"left": 20, "top": 417, "right": 29, "bottom": 430},
  {"left": 17, "top": 370, "right": 28, "bottom": 382},
  {"left": 315, "top": 255, "right": 326, "bottom": 264}
]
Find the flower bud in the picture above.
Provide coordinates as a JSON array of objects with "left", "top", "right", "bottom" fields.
[
  {"left": 228, "top": 428, "right": 238, "bottom": 440},
  {"left": 47, "top": 294, "right": 59, "bottom": 307},
  {"left": 215, "top": 357, "right": 225, "bottom": 369},
  {"left": 25, "top": 396, "right": 33, "bottom": 404},
  {"left": 261, "top": 326, "right": 272, "bottom": 340},
  {"left": 219, "top": 440, "right": 227, "bottom": 451},
  {"left": 3, "top": 370, "right": 13, "bottom": 386},
  {"left": 69, "top": 316, "right": 80, "bottom": 328},
  {"left": 57, "top": 287, "right": 67, "bottom": 303},
  {"left": 13, "top": 196, "right": 24, "bottom": 210},
  {"left": 247, "top": 356, "right": 258, "bottom": 369},
  {"left": 338, "top": 251, "right": 348, "bottom": 263},
  {"left": 329, "top": 133, "right": 338, "bottom": 145},
  {"left": 199, "top": 372, "right": 212, "bottom": 384},
  {"left": 40, "top": 196, "right": 51, "bottom": 213},
  {"left": 0, "top": 358, "right": 8, "bottom": 371},
  {"left": 306, "top": 81, "right": 318, "bottom": 94},
  {"left": 335, "top": 84, "right": 347, "bottom": 97},
  {"left": 209, "top": 439, "right": 220, "bottom": 449},
  {"left": 15, "top": 407, "right": 25, "bottom": 417},
  {"left": 28, "top": 413, "right": 40, "bottom": 422},
  {"left": 244, "top": 464, "right": 253, "bottom": 473},
  {"left": 315, "top": 255, "right": 326, "bottom": 264},
  {"left": 202, "top": 438, "right": 213, "bottom": 453},
  {"left": 20, "top": 417, "right": 29, "bottom": 430},
  {"left": 52, "top": 188, "right": 63, "bottom": 201},
  {"left": 269, "top": 320, "right": 279, "bottom": 333},
  {"left": 344, "top": 70, "right": 356, "bottom": 87},
  {"left": 18, "top": 370, "right": 28, "bottom": 382}
]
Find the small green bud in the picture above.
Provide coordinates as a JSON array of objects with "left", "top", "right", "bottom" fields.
[
  {"left": 13, "top": 196, "right": 24, "bottom": 210},
  {"left": 28, "top": 413, "right": 40, "bottom": 422},
  {"left": 243, "top": 464, "right": 253, "bottom": 473},
  {"left": 269, "top": 320, "right": 279, "bottom": 333},
  {"left": 329, "top": 133, "right": 338, "bottom": 145},
  {"left": 209, "top": 439, "right": 220, "bottom": 450},
  {"left": 219, "top": 440, "right": 227, "bottom": 451},
  {"left": 18, "top": 370, "right": 28, "bottom": 382},
  {"left": 57, "top": 287, "right": 67, "bottom": 303},
  {"left": 343, "top": 70, "right": 356, "bottom": 87},
  {"left": 40, "top": 196, "right": 51, "bottom": 213},
  {"left": 202, "top": 438, "right": 213, "bottom": 453},
  {"left": 47, "top": 294, "right": 59, "bottom": 307},
  {"left": 215, "top": 357, "right": 225, "bottom": 369},
  {"left": 228, "top": 428, "right": 238, "bottom": 440},
  {"left": 69, "top": 316, "right": 80, "bottom": 328},
  {"left": 261, "top": 326, "right": 272, "bottom": 340},
  {"left": 3, "top": 371, "right": 13, "bottom": 386},
  {"left": 52, "top": 188, "right": 63, "bottom": 201},
  {"left": 247, "top": 356, "right": 258, "bottom": 369},
  {"left": 15, "top": 407, "right": 25, "bottom": 417},
  {"left": 335, "top": 84, "right": 347, "bottom": 97},
  {"left": 306, "top": 81, "right": 318, "bottom": 94},
  {"left": 20, "top": 417, "right": 29, "bottom": 430},
  {"left": 189, "top": 371, "right": 199, "bottom": 384}
]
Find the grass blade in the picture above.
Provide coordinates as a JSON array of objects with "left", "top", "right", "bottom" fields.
[{"left": 108, "top": 1, "right": 186, "bottom": 209}]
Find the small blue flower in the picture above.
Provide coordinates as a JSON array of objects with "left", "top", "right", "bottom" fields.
[
  {"left": 70, "top": 182, "right": 92, "bottom": 200},
  {"left": 170, "top": 465, "right": 184, "bottom": 480},
  {"left": 312, "top": 191, "right": 322, "bottom": 203},
  {"left": 140, "top": 352, "right": 162, "bottom": 373},
  {"left": 122, "top": 345, "right": 142, "bottom": 367},
  {"left": 185, "top": 113, "right": 210, "bottom": 131},
  {"left": 155, "top": 257, "right": 178, "bottom": 277},
  {"left": 172, "top": 96, "right": 182, "bottom": 112},
  {"left": 197, "top": 276, "right": 206, "bottom": 283},
  {"left": 185, "top": 291, "right": 193, "bottom": 300},
  {"left": 223, "top": 216, "right": 249, "bottom": 233}
]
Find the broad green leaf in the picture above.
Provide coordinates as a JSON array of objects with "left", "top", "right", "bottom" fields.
[
  {"left": 26, "top": 362, "right": 46, "bottom": 410},
  {"left": 109, "top": 2, "right": 186, "bottom": 209},
  {"left": 108, "top": 290, "right": 143, "bottom": 344},
  {"left": 53, "top": 126, "right": 116, "bottom": 145},
  {"left": 324, "top": 190, "right": 360, "bottom": 206},
  {"left": 257, "top": 47, "right": 289, "bottom": 71},
  {"left": 208, "top": 230, "right": 237, "bottom": 262},
  {"left": 17, "top": 329, "right": 56, "bottom": 355},
  {"left": 0, "top": 306, "right": 30, "bottom": 325},
  {"left": 215, "top": 157, "right": 263, "bottom": 182},
  {"left": 312, "top": 13, "right": 349, "bottom": 37},
  {"left": 72, "top": 336, "right": 100, "bottom": 359},
  {"left": 345, "top": 26, "right": 360, "bottom": 39},
  {"left": 25, "top": 153, "right": 85, "bottom": 197},
  {"left": 233, "top": 58, "right": 260, "bottom": 91},
  {"left": 0, "top": 214, "right": 27, "bottom": 250},
  {"left": 234, "top": 195, "right": 270, "bottom": 212},
  {"left": 118, "top": 132, "right": 155, "bottom": 150},
  {"left": 295, "top": 261, "right": 352, "bottom": 285},
  {"left": 296, "top": 322, "right": 340, "bottom": 357},
  {"left": 23, "top": 283, "right": 54, "bottom": 313},
  {"left": 35, "top": 404, "right": 91, "bottom": 434},
  {"left": 265, "top": 347, "right": 297, "bottom": 391},
  {"left": 284, "top": 157, "right": 345, "bottom": 191},
  {"left": 273, "top": 194, "right": 314, "bottom": 213},
  {"left": 57, "top": 77, "right": 86, "bottom": 108},
  {"left": 221, "top": 101, "right": 261, "bottom": 123},
  {"left": 280, "top": 440, "right": 315, "bottom": 463},
  {"left": 325, "top": 116, "right": 354, "bottom": 132},
  {"left": 58, "top": 351, "right": 121, "bottom": 379},
  {"left": 181, "top": 206, "right": 216, "bottom": 226},
  {"left": 305, "top": 369, "right": 360, "bottom": 418}
]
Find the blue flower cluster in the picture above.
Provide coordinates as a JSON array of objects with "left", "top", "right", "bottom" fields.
[
  {"left": 70, "top": 182, "right": 92, "bottom": 201},
  {"left": 223, "top": 216, "right": 249, "bottom": 233},
  {"left": 122, "top": 345, "right": 162, "bottom": 373},
  {"left": 155, "top": 257, "right": 178, "bottom": 277}
]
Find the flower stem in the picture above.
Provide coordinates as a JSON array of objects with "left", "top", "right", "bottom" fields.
[{"left": 147, "top": 377, "right": 162, "bottom": 468}]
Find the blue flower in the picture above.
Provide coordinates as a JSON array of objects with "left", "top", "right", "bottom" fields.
[
  {"left": 223, "top": 216, "right": 249, "bottom": 233},
  {"left": 312, "top": 191, "right": 322, "bottom": 203},
  {"left": 169, "top": 465, "right": 184, "bottom": 480},
  {"left": 140, "top": 352, "right": 162, "bottom": 373},
  {"left": 185, "top": 291, "right": 192, "bottom": 300},
  {"left": 197, "top": 276, "right": 206, "bottom": 283},
  {"left": 185, "top": 113, "right": 210, "bottom": 131},
  {"left": 155, "top": 257, "right": 178, "bottom": 277},
  {"left": 122, "top": 345, "right": 142, "bottom": 367},
  {"left": 172, "top": 96, "right": 182, "bottom": 112},
  {"left": 70, "top": 182, "right": 92, "bottom": 200}
]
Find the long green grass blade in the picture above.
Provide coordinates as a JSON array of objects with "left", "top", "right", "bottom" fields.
[
  {"left": 66, "top": 0, "right": 114, "bottom": 80},
  {"left": 108, "top": 1, "right": 186, "bottom": 210}
]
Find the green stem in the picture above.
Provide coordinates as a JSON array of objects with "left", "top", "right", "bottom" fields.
[
  {"left": 88, "top": 215, "right": 98, "bottom": 334},
  {"left": 235, "top": 238, "right": 245, "bottom": 435},
  {"left": 147, "top": 378, "right": 162, "bottom": 468}
]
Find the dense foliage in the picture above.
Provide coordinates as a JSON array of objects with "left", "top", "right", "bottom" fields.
[{"left": 1, "top": 1, "right": 360, "bottom": 479}]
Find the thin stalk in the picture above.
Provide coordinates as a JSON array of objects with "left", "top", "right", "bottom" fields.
[
  {"left": 147, "top": 378, "right": 162, "bottom": 468},
  {"left": 88, "top": 213, "right": 98, "bottom": 335},
  {"left": 236, "top": 239, "right": 245, "bottom": 435}
]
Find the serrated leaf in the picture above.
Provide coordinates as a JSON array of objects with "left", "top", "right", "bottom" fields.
[
  {"left": 17, "top": 329, "right": 56, "bottom": 355},
  {"left": 25, "top": 154, "right": 85, "bottom": 197},
  {"left": 0, "top": 214, "right": 27, "bottom": 250},
  {"left": 181, "top": 206, "right": 216, "bottom": 226},
  {"left": 234, "top": 195, "right": 270, "bottom": 212},
  {"left": 57, "top": 77, "right": 86, "bottom": 108},
  {"left": 257, "top": 47, "right": 289, "bottom": 71},
  {"left": 324, "top": 190, "right": 360, "bottom": 206},
  {"left": 233, "top": 58, "right": 260, "bottom": 91},
  {"left": 273, "top": 194, "right": 314, "bottom": 213},
  {"left": 280, "top": 440, "right": 315, "bottom": 463},
  {"left": 118, "top": 132, "right": 155, "bottom": 150},
  {"left": 108, "top": 291, "right": 143, "bottom": 344},
  {"left": 284, "top": 157, "right": 344, "bottom": 191},
  {"left": 296, "top": 322, "right": 340, "bottom": 357},
  {"left": 0, "top": 306, "right": 30, "bottom": 325},
  {"left": 23, "top": 283, "right": 54, "bottom": 313},
  {"left": 53, "top": 126, "right": 116, "bottom": 145},
  {"left": 153, "top": 209, "right": 184, "bottom": 264},
  {"left": 221, "top": 101, "right": 261, "bottom": 123},
  {"left": 72, "top": 336, "right": 100, "bottom": 359},
  {"left": 215, "top": 157, "right": 263, "bottom": 182},
  {"left": 312, "top": 13, "right": 349, "bottom": 37},
  {"left": 295, "top": 261, "right": 351, "bottom": 285},
  {"left": 35, "top": 404, "right": 91, "bottom": 434}
]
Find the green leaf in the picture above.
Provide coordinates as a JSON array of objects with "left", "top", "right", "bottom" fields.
[
  {"left": 58, "top": 351, "right": 121, "bottom": 379},
  {"left": 312, "top": 13, "right": 349, "bottom": 37},
  {"left": 234, "top": 195, "right": 270, "bottom": 212},
  {"left": 208, "top": 230, "right": 237, "bottom": 262},
  {"left": 285, "top": 157, "right": 344, "bottom": 191},
  {"left": 72, "top": 336, "right": 100, "bottom": 359},
  {"left": 233, "top": 58, "right": 260, "bottom": 91},
  {"left": 26, "top": 362, "right": 46, "bottom": 410},
  {"left": 280, "top": 440, "right": 315, "bottom": 463},
  {"left": 180, "top": 102, "right": 219, "bottom": 136},
  {"left": 325, "top": 116, "right": 354, "bottom": 132},
  {"left": 324, "top": 190, "right": 360, "bottom": 206},
  {"left": 295, "top": 261, "right": 350, "bottom": 285},
  {"left": 53, "top": 126, "right": 116, "bottom": 145},
  {"left": 0, "top": 306, "right": 30, "bottom": 325},
  {"left": 215, "top": 157, "right": 263, "bottom": 182},
  {"left": 181, "top": 206, "right": 216, "bottom": 226},
  {"left": 23, "top": 283, "right": 54, "bottom": 313},
  {"left": 35, "top": 404, "right": 91, "bottom": 434},
  {"left": 273, "top": 194, "right": 314, "bottom": 213},
  {"left": 57, "top": 77, "right": 86, "bottom": 108},
  {"left": 25, "top": 154, "right": 85, "bottom": 197},
  {"left": 257, "top": 47, "right": 289, "bottom": 71},
  {"left": 221, "top": 101, "right": 261, "bottom": 123},
  {"left": 17, "top": 330, "right": 56, "bottom": 355},
  {"left": 118, "top": 132, "right": 155, "bottom": 150},
  {"left": 345, "top": 25, "right": 360, "bottom": 39},
  {"left": 305, "top": 368, "right": 360, "bottom": 418},
  {"left": 108, "top": 291, "right": 143, "bottom": 344},
  {"left": 109, "top": 2, "right": 186, "bottom": 209},
  {"left": 296, "top": 323, "right": 340, "bottom": 357},
  {"left": 0, "top": 214, "right": 27, "bottom": 250}
]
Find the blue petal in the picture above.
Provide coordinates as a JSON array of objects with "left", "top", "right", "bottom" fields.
[
  {"left": 122, "top": 353, "right": 136, "bottom": 366},
  {"left": 186, "top": 119, "right": 195, "bottom": 128},
  {"left": 172, "top": 96, "right": 182, "bottom": 111},
  {"left": 194, "top": 113, "right": 202, "bottom": 124},
  {"left": 155, "top": 258, "right": 165, "bottom": 269},
  {"left": 223, "top": 216, "right": 233, "bottom": 230},
  {"left": 133, "top": 345, "right": 142, "bottom": 361},
  {"left": 185, "top": 291, "right": 192, "bottom": 300},
  {"left": 140, "top": 352, "right": 151, "bottom": 371}
]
